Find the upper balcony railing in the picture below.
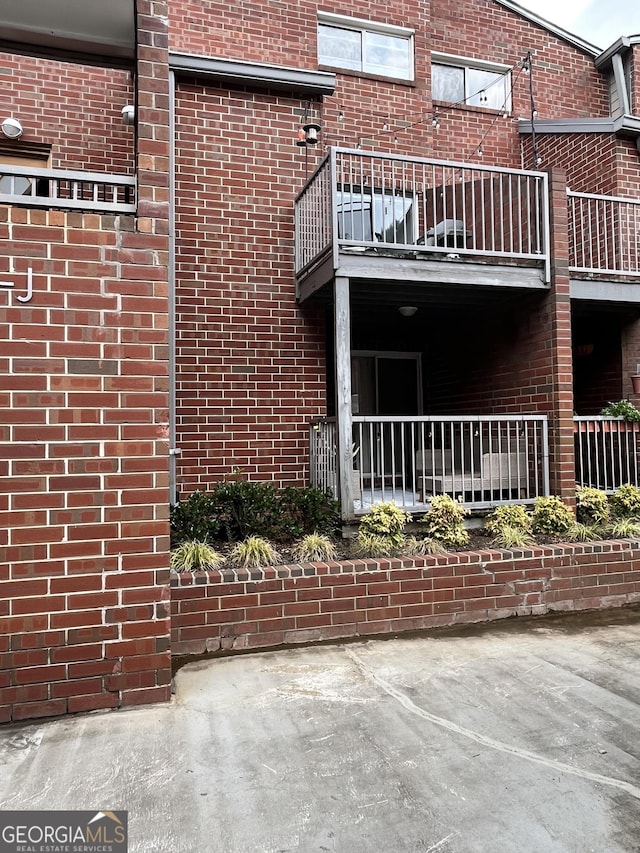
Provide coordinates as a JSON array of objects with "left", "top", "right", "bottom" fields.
[
  {"left": 0, "top": 164, "right": 136, "bottom": 214},
  {"left": 568, "top": 190, "right": 640, "bottom": 277},
  {"left": 295, "top": 148, "right": 551, "bottom": 281}
]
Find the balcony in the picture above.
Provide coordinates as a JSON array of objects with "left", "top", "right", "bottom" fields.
[
  {"left": 0, "top": 164, "right": 136, "bottom": 214},
  {"left": 295, "top": 148, "right": 551, "bottom": 300},
  {"left": 568, "top": 191, "right": 640, "bottom": 278}
]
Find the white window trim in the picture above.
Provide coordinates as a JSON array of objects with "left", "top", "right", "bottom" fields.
[
  {"left": 319, "top": 11, "right": 414, "bottom": 40},
  {"left": 318, "top": 11, "right": 414, "bottom": 81},
  {"left": 431, "top": 52, "right": 512, "bottom": 112}
]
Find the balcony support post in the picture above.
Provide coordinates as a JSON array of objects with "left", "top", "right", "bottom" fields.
[
  {"left": 546, "top": 167, "right": 577, "bottom": 505},
  {"left": 334, "top": 275, "right": 355, "bottom": 521}
]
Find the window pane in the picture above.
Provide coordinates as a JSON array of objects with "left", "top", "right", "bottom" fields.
[
  {"left": 337, "top": 192, "right": 373, "bottom": 241},
  {"left": 467, "top": 68, "right": 509, "bottom": 110},
  {"left": 432, "top": 64, "right": 464, "bottom": 103},
  {"left": 363, "top": 31, "right": 411, "bottom": 79},
  {"left": 318, "top": 25, "right": 361, "bottom": 70},
  {"left": 0, "top": 174, "right": 33, "bottom": 196}
]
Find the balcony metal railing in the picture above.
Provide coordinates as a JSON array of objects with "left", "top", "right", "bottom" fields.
[
  {"left": 574, "top": 417, "right": 640, "bottom": 491},
  {"left": 0, "top": 164, "right": 136, "bottom": 214},
  {"left": 311, "top": 414, "right": 550, "bottom": 513},
  {"left": 295, "top": 148, "right": 551, "bottom": 281},
  {"left": 568, "top": 190, "right": 640, "bottom": 277}
]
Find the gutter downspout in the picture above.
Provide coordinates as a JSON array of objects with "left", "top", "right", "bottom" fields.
[{"left": 168, "top": 69, "right": 179, "bottom": 503}]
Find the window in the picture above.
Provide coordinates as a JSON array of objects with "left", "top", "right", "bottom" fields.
[
  {"left": 0, "top": 146, "right": 51, "bottom": 199},
  {"left": 318, "top": 13, "right": 413, "bottom": 81},
  {"left": 432, "top": 53, "right": 511, "bottom": 112},
  {"left": 337, "top": 186, "right": 416, "bottom": 245}
]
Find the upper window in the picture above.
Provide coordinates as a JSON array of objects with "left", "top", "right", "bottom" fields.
[
  {"left": 432, "top": 53, "right": 511, "bottom": 112},
  {"left": 318, "top": 13, "right": 413, "bottom": 81}
]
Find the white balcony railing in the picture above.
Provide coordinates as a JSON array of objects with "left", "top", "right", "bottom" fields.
[
  {"left": 0, "top": 164, "right": 136, "bottom": 214},
  {"left": 568, "top": 191, "right": 640, "bottom": 277},
  {"left": 295, "top": 148, "right": 551, "bottom": 281},
  {"left": 311, "top": 414, "right": 550, "bottom": 513},
  {"left": 574, "top": 417, "right": 640, "bottom": 491}
]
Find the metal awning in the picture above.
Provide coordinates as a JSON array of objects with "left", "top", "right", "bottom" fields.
[{"left": 0, "top": 0, "right": 135, "bottom": 63}]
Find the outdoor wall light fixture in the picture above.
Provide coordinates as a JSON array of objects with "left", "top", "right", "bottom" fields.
[
  {"left": 121, "top": 105, "right": 135, "bottom": 125},
  {"left": 303, "top": 122, "right": 321, "bottom": 144},
  {"left": 1, "top": 117, "right": 23, "bottom": 139},
  {"left": 398, "top": 305, "right": 418, "bottom": 317}
]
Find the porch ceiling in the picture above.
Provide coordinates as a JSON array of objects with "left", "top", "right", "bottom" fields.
[
  {"left": 307, "top": 277, "right": 542, "bottom": 319},
  {"left": 0, "top": 0, "right": 135, "bottom": 63}
]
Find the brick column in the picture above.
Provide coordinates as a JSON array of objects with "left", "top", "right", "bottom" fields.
[
  {"left": 104, "top": 0, "right": 172, "bottom": 709},
  {"left": 545, "top": 167, "right": 576, "bottom": 503},
  {"left": 0, "top": 3, "right": 172, "bottom": 723}
]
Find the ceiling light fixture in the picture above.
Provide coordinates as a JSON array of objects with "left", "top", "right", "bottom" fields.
[{"left": 398, "top": 305, "right": 418, "bottom": 317}]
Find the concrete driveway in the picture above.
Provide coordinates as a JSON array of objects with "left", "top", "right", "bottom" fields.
[{"left": 2, "top": 608, "right": 640, "bottom": 852}]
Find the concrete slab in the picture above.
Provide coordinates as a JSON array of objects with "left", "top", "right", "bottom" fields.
[{"left": 2, "top": 608, "right": 640, "bottom": 852}]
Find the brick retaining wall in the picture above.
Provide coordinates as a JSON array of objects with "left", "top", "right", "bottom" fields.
[{"left": 170, "top": 541, "right": 640, "bottom": 656}]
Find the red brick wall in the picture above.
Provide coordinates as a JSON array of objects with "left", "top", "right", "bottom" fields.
[
  {"left": 0, "top": 52, "right": 135, "bottom": 174},
  {"left": 0, "top": 0, "right": 171, "bottom": 724},
  {"left": 170, "top": 0, "right": 609, "bottom": 166},
  {"left": 169, "top": 0, "right": 622, "bottom": 495},
  {"left": 527, "top": 134, "right": 640, "bottom": 196},
  {"left": 174, "top": 83, "right": 327, "bottom": 492},
  {"left": 530, "top": 133, "right": 618, "bottom": 193},
  {"left": 171, "top": 541, "right": 640, "bottom": 655}
]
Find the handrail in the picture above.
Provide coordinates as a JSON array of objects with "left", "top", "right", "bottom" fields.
[
  {"left": 567, "top": 189, "right": 640, "bottom": 276},
  {"left": 0, "top": 164, "right": 136, "bottom": 214},
  {"left": 295, "top": 147, "right": 550, "bottom": 281}
]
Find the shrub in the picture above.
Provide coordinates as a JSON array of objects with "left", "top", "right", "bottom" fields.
[
  {"left": 600, "top": 400, "right": 640, "bottom": 422},
  {"left": 212, "top": 480, "right": 285, "bottom": 541},
  {"left": 609, "top": 484, "right": 640, "bottom": 520},
  {"left": 170, "top": 490, "right": 220, "bottom": 546},
  {"left": 352, "top": 532, "right": 403, "bottom": 558},
  {"left": 568, "top": 522, "right": 602, "bottom": 543},
  {"left": 170, "top": 540, "right": 225, "bottom": 572},
  {"left": 228, "top": 536, "right": 281, "bottom": 569},
  {"left": 292, "top": 533, "right": 337, "bottom": 563},
  {"left": 278, "top": 486, "right": 341, "bottom": 538},
  {"left": 490, "top": 525, "right": 535, "bottom": 549},
  {"left": 359, "top": 502, "right": 409, "bottom": 538},
  {"left": 403, "top": 535, "right": 445, "bottom": 556},
  {"left": 420, "top": 494, "right": 469, "bottom": 549},
  {"left": 575, "top": 486, "right": 610, "bottom": 526},
  {"left": 353, "top": 502, "right": 409, "bottom": 557},
  {"left": 606, "top": 517, "right": 640, "bottom": 539},
  {"left": 172, "top": 481, "right": 340, "bottom": 545},
  {"left": 531, "top": 496, "right": 574, "bottom": 536},
  {"left": 485, "top": 504, "right": 532, "bottom": 537}
]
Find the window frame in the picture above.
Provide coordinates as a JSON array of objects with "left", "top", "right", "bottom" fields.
[
  {"left": 431, "top": 52, "right": 512, "bottom": 113},
  {"left": 336, "top": 184, "right": 418, "bottom": 247},
  {"left": 318, "top": 12, "right": 414, "bottom": 82}
]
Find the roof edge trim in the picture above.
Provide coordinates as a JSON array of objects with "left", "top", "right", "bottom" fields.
[
  {"left": 518, "top": 115, "right": 640, "bottom": 136},
  {"left": 493, "top": 0, "right": 601, "bottom": 56},
  {"left": 169, "top": 53, "right": 337, "bottom": 96}
]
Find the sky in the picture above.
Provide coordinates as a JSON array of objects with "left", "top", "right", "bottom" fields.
[{"left": 514, "top": 0, "right": 640, "bottom": 50}]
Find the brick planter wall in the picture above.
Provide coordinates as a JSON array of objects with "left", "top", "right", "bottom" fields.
[{"left": 171, "top": 542, "right": 640, "bottom": 656}]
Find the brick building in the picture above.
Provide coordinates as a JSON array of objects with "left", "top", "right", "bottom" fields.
[{"left": 1, "top": 0, "right": 640, "bottom": 720}]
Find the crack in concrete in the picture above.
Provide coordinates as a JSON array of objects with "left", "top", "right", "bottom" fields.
[{"left": 346, "top": 647, "right": 640, "bottom": 802}]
